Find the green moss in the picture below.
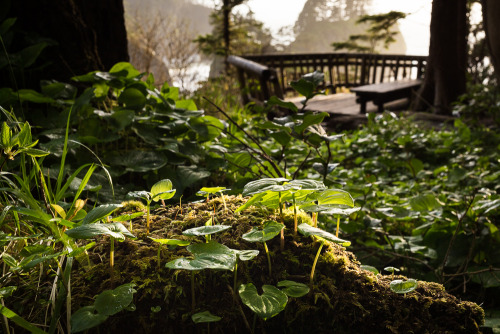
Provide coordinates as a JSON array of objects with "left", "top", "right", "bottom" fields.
[{"left": 67, "top": 196, "right": 484, "bottom": 333}]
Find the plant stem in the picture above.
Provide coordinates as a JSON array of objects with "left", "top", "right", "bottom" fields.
[
  {"left": 293, "top": 194, "right": 298, "bottom": 236},
  {"left": 233, "top": 261, "right": 238, "bottom": 294},
  {"left": 85, "top": 250, "right": 91, "bottom": 268},
  {"left": 146, "top": 202, "right": 151, "bottom": 235},
  {"left": 191, "top": 271, "right": 196, "bottom": 312},
  {"left": 157, "top": 245, "right": 161, "bottom": 270},
  {"left": 335, "top": 215, "right": 340, "bottom": 237},
  {"left": 264, "top": 242, "right": 272, "bottom": 277},
  {"left": 310, "top": 240, "right": 325, "bottom": 285},
  {"left": 110, "top": 237, "right": 115, "bottom": 269},
  {"left": 279, "top": 192, "right": 284, "bottom": 251},
  {"left": 220, "top": 192, "right": 227, "bottom": 211}
]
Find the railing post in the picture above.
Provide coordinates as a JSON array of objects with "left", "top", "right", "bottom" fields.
[{"left": 360, "top": 55, "right": 367, "bottom": 85}]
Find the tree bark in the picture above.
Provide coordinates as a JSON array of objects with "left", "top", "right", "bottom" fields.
[
  {"left": 413, "top": 0, "right": 467, "bottom": 114},
  {"left": 482, "top": 0, "right": 500, "bottom": 83},
  {"left": 4, "top": 0, "right": 128, "bottom": 88}
]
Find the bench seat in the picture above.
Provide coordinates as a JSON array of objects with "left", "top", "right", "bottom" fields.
[{"left": 350, "top": 79, "right": 422, "bottom": 113}]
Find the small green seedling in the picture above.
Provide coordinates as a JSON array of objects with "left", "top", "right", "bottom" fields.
[
  {"left": 50, "top": 198, "right": 87, "bottom": 229},
  {"left": 238, "top": 178, "right": 295, "bottom": 250},
  {"left": 238, "top": 280, "right": 309, "bottom": 330},
  {"left": 112, "top": 212, "right": 144, "bottom": 232},
  {"left": 384, "top": 266, "right": 400, "bottom": 280},
  {"left": 297, "top": 223, "right": 350, "bottom": 284},
  {"left": 192, "top": 310, "right": 221, "bottom": 333},
  {"left": 183, "top": 224, "right": 232, "bottom": 243},
  {"left": 323, "top": 207, "right": 360, "bottom": 237},
  {"left": 285, "top": 179, "right": 326, "bottom": 235},
  {"left": 299, "top": 189, "right": 356, "bottom": 228},
  {"left": 0, "top": 121, "right": 49, "bottom": 171},
  {"left": 65, "top": 222, "right": 135, "bottom": 269},
  {"left": 127, "top": 179, "right": 176, "bottom": 235},
  {"left": 165, "top": 241, "right": 236, "bottom": 311},
  {"left": 71, "top": 283, "right": 136, "bottom": 333},
  {"left": 390, "top": 279, "right": 418, "bottom": 297},
  {"left": 196, "top": 187, "right": 229, "bottom": 212},
  {"left": 242, "top": 220, "right": 284, "bottom": 277},
  {"left": 238, "top": 283, "right": 288, "bottom": 321},
  {"left": 231, "top": 249, "right": 259, "bottom": 293},
  {"left": 148, "top": 237, "right": 191, "bottom": 270}
]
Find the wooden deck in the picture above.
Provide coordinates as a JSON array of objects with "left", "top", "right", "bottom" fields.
[{"left": 286, "top": 92, "right": 410, "bottom": 115}]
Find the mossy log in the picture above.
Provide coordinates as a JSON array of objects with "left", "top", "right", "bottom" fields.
[{"left": 72, "top": 196, "right": 484, "bottom": 333}]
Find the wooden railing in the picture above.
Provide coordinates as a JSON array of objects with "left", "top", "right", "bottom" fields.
[
  {"left": 243, "top": 53, "right": 427, "bottom": 97},
  {"left": 227, "top": 55, "right": 284, "bottom": 105}
]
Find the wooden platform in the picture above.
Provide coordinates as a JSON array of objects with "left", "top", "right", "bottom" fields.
[
  {"left": 286, "top": 92, "right": 410, "bottom": 115},
  {"left": 286, "top": 92, "right": 414, "bottom": 131}
]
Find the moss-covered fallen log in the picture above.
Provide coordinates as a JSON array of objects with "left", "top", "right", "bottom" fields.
[{"left": 71, "top": 196, "right": 484, "bottom": 333}]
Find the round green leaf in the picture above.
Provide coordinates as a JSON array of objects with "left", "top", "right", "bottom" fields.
[
  {"left": 285, "top": 179, "right": 326, "bottom": 192},
  {"left": 107, "top": 222, "right": 136, "bottom": 239},
  {"left": 151, "top": 179, "right": 176, "bottom": 201},
  {"left": 148, "top": 238, "right": 190, "bottom": 247},
  {"left": 94, "top": 283, "right": 137, "bottom": 316},
  {"left": 409, "top": 194, "right": 441, "bottom": 212},
  {"left": 165, "top": 241, "right": 236, "bottom": 271},
  {"left": 242, "top": 221, "right": 284, "bottom": 243},
  {"left": 109, "top": 62, "right": 141, "bottom": 78},
  {"left": 277, "top": 280, "right": 310, "bottom": 298},
  {"left": 322, "top": 207, "right": 361, "bottom": 216},
  {"left": 118, "top": 87, "right": 146, "bottom": 108},
  {"left": 127, "top": 190, "right": 151, "bottom": 201},
  {"left": 384, "top": 266, "right": 400, "bottom": 274},
  {"left": 191, "top": 310, "right": 221, "bottom": 324},
  {"left": 65, "top": 224, "right": 116, "bottom": 240},
  {"left": 112, "top": 212, "right": 144, "bottom": 222},
  {"left": 71, "top": 306, "right": 108, "bottom": 333},
  {"left": 360, "top": 265, "right": 379, "bottom": 275},
  {"left": 110, "top": 109, "right": 135, "bottom": 131},
  {"left": 297, "top": 223, "right": 351, "bottom": 247},
  {"left": 389, "top": 279, "right": 418, "bottom": 294},
  {"left": 232, "top": 249, "right": 259, "bottom": 261},
  {"left": 238, "top": 283, "right": 288, "bottom": 320},
  {"left": 183, "top": 225, "right": 232, "bottom": 237},
  {"left": 316, "top": 189, "right": 355, "bottom": 207},
  {"left": 65, "top": 223, "right": 135, "bottom": 241},
  {"left": 81, "top": 204, "right": 123, "bottom": 225},
  {"left": 241, "top": 178, "right": 289, "bottom": 197},
  {"left": 196, "top": 187, "right": 228, "bottom": 196}
]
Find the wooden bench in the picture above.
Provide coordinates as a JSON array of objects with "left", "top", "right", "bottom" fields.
[{"left": 350, "top": 79, "right": 422, "bottom": 113}]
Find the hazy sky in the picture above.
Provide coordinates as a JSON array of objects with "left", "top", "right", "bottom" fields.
[
  {"left": 198, "top": 0, "right": 482, "bottom": 56},
  {"left": 240, "top": 0, "right": 432, "bottom": 55}
]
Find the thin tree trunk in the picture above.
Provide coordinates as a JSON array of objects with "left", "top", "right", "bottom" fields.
[
  {"left": 413, "top": 0, "right": 467, "bottom": 114},
  {"left": 3, "top": 0, "right": 128, "bottom": 88},
  {"left": 223, "top": 0, "right": 231, "bottom": 71},
  {"left": 482, "top": 0, "right": 500, "bottom": 83}
]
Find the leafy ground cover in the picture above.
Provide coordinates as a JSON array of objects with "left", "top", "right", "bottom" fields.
[
  {"left": 4, "top": 195, "right": 485, "bottom": 333},
  {"left": 1, "top": 61, "right": 500, "bottom": 332}
]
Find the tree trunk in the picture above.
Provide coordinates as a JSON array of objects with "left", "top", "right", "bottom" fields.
[
  {"left": 413, "top": 0, "right": 467, "bottom": 114},
  {"left": 482, "top": 0, "right": 500, "bottom": 83},
  {"left": 4, "top": 0, "right": 128, "bottom": 88}
]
